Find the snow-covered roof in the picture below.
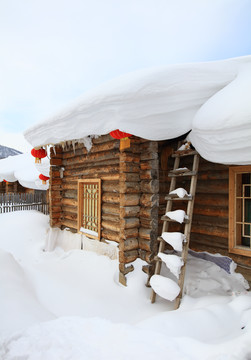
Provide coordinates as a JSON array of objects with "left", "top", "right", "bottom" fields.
[
  {"left": 0, "top": 153, "right": 50, "bottom": 190},
  {"left": 24, "top": 55, "right": 251, "bottom": 165}
]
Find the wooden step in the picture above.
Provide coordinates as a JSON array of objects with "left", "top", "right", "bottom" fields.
[
  {"left": 168, "top": 171, "right": 197, "bottom": 177},
  {"left": 172, "top": 149, "right": 198, "bottom": 157},
  {"left": 165, "top": 195, "right": 193, "bottom": 201},
  {"left": 161, "top": 215, "right": 190, "bottom": 223}
]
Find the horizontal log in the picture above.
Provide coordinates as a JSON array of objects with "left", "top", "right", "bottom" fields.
[
  {"left": 140, "top": 217, "right": 158, "bottom": 229},
  {"left": 120, "top": 194, "right": 140, "bottom": 206},
  {"left": 90, "top": 134, "right": 114, "bottom": 144},
  {"left": 193, "top": 204, "right": 228, "bottom": 217},
  {"left": 63, "top": 190, "right": 77, "bottom": 199},
  {"left": 120, "top": 227, "right": 139, "bottom": 239},
  {"left": 139, "top": 238, "right": 150, "bottom": 251},
  {"left": 139, "top": 206, "right": 158, "bottom": 219},
  {"left": 120, "top": 182, "right": 141, "bottom": 194},
  {"left": 138, "top": 249, "right": 151, "bottom": 263},
  {"left": 102, "top": 229, "right": 119, "bottom": 242},
  {"left": 192, "top": 214, "right": 228, "bottom": 228},
  {"left": 61, "top": 205, "right": 77, "bottom": 213},
  {"left": 141, "top": 180, "right": 159, "bottom": 194},
  {"left": 121, "top": 217, "right": 140, "bottom": 229},
  {"left": 61, "top": 182, "right": 78, "bottom": 191},
  {"left": 120, "top": 152, "right": 140, "bottom": 162},
  {"left": 119, "top": 249, "right": 138, "bottom": 264},
  {"left": 198, "top": 170, "right": 229, "bottom": 181},
  {"left": 191, "top": 224, "right": 228, "bottom": 238},
  {"left": 61, "top": 198, "right": 78, "bottom": 207},
  {"left": 61, "top": 218, "right": 78, "bottom": 230},
  {"left": 102, "top": 203, "right": 120, "bottom": 215},
  {"left": 102, "top": 220, "right": 121, "bottom": 232},
  {"left": 102, "top": 181, "right": 120, "bottom": 193},
  {"left": 140, "top": 193, "right": 159, "bottom": 207},
  {"left": 62, "top": 149, "right": 119, "bottom": 167},
  {"left": 120, "top": 206, "right": 140, "bottom": 218},
  {"left": 140, "top": 159, "right": 159, "bottom": 171},
  {"left": 196, "top": 180, "right": 229, "bottom": 194},
  {"left": 64, "top": 165, "right": 119, "bottom": 178},
  {"left": 140, "top": 169, "right": 158, "bottom": 180},
  {"left": 102, "top": 192, "right": 120, "bottom": 204},
  {"left": 101, "top": 214, "right": 120, "bottom": 222},
  {"left": 50, "top": 206, "right": 61, "bottom": 213},
  {"left": 63, "top": 212, "right": 78, "bottom": 221},
  {"left": 50, "top": 158, "right": 63, "bottom": 166},
  {"left": 194, "top": 194, "right": 228, "bottom": 207},
  {"left": 120, "top": 162, "right": 140, "bottom": 173},
  {"left": 139, "top": 227, "right": 157, "bottom": 240},
  {"left": 119, "top": 173, "right": 140, "bottom": 182},
  {"left": 119, "top": 238, "right": 139, "bottom": 251},
  {"left": 63, "top": 140, "right": 119, "bottom": 159},
  {"left": 190, "top": 232, "right": 228, "bottom": 248}
]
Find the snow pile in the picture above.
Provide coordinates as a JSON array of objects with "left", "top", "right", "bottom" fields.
[
  {"left": 158, "top": 253, "right": 184, "bottom": 278},
  {"left": 169, "top": 187, "right": 190, "bottom": 198},
  {"left": 24, "top": 55, "right": 251, "bottom": 165},
  {"left": 0, "top": 211, "right": 251, "bottom": 360},
  {"left": 161, "top": 232, "right": 185, "bottom": 251},
  {"left": 165, "top": 209, "right": 187, "bottom": 223},
  {"left": 0, "top": 153, "right": 50, "bottom": 190}
]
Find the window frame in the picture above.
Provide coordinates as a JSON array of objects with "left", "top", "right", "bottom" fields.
[
  {"left": 77, "top": 178, "right": 101, "bottom": 240},
  {"left": 229, "top": 165, "right": 251, "bottom": 257}
]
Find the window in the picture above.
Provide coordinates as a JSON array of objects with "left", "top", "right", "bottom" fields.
[
  {"left": 229, "top": 166, "right": 251, "bottom": 257},
  {"left": 78, "top": 179, "right": 101, "bottom": 240}
]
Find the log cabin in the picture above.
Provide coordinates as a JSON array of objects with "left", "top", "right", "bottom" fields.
[
  {"left": 43, "top": 136, "right": 250, "bottom": 285},
  {"left": 24, "top": 56, "right": 251, "bottom": 286}
]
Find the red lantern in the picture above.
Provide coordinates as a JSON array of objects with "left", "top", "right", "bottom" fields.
[
  {"left": 31, "top": 148, "right": 47, "bottom": 163},
  {"left": 109, "top": 130, "right": 132, "bottom": 150},
  {"left": 39, "top": 174, "right": 50, "bottom": 185}
]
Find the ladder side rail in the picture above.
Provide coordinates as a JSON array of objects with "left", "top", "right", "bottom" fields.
[
  {"left": 175, "top": 154, "right": 199, "bottom": 309},
  {"left": 150, "top": 155, "right": 180, "bottom": 303}
]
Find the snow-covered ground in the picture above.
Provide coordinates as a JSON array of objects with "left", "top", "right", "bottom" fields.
[{"left": 0, "top": 211, "right": 251, "bottom": 360}]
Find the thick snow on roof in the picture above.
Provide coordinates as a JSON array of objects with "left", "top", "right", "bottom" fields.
[
  {"left": 24, "top": 56, "right": 251, "bottom": 165},
  {"left": 0, "top": 153, "right": 50, "bottom": 190}
]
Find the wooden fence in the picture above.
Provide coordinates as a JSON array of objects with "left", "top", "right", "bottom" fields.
[{"left": 0, "top": 192, "right": 49, "bottom": 215}]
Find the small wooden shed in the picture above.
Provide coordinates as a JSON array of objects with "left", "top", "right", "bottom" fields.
[{"left": 48, "top": 134, "right": 251, "bottom": 284}]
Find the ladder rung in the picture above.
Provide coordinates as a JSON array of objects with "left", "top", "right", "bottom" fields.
[
  {"left": 168, "top": 171, "right": 197, "bottom": 177},
  {"left": 161, "top": 215, "right": 190, "bottom": 223},
  {"left": 172, "top": 149, "right": 198, "bottom": 157},
  {"left": 165, "top": 195, "right": 193, "bottom": 201}
]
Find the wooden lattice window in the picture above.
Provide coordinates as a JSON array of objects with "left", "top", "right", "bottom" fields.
[
  {"left": 78, "top": 179, "right": 101, "bottom": 240},
  {"left": 229, "top": 166, "right": 251, "bottom": 257}
]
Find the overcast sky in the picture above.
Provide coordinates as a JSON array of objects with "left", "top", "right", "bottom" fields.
[{"left": 0, "top": 0, "right": 251, "bottom": 152}]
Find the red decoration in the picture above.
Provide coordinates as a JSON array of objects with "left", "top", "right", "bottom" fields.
[
  {"left": 31, "top": 148, "right": 47, "bottom": 163},
  {"left": 39, "top": 174, "right": 50, "bottom": 184},
  {"left": 109, "top": 130, "right": 132, "bottom": 139},
  {"left": 110, "top": 130, "right": 132, "bottom": 150}
]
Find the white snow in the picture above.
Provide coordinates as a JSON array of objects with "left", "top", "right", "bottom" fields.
[
  {"left": 150, "top": 275, "right": 181, "bottom": 301},
  {"left": 169, "top": 187, "right": 190, "bottom": 198},
  {"left": 161, "top": 232, "right": 185, "bottom": 251},
  {"left": 0, "top": 211, "right": 251, "bottom": 360},
  {"left": 0, "top": 153, "right": 50, "bottom": 190},
  {"left": 79, "top": 227, "right": 98, "bottom": 237},
  {"left": 24, "top": 55, "right": 251, "bottom": 165},
  {"left": 165, "top": 209, "right": 187, "bottom": 223},
  {"left": 158, "top": 253, "right": 184, "bottom": 278}
]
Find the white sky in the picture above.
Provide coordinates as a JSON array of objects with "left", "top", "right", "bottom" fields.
[{"left": 0, "top": 0, "right": 251, "bottom": 152}]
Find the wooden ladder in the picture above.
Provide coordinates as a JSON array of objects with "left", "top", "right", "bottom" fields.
[{"left": 150, "top": 142, "right": 199, "bottom": 309}]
